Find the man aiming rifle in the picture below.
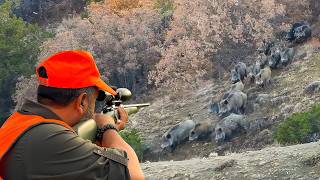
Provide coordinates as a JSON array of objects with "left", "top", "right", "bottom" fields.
[{"left": 0, "top": 50, "right": 144, "bottom": 180}]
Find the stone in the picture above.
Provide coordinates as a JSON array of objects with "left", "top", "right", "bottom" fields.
[
  {"left": 271, "top": 96, "right": 290, "bottom": 106},
  {"left": 304, "top": 81, "right": 320, "bottom": 94},
  {"left": 255, "top": 94, "right": 270, "bottom": 105}
]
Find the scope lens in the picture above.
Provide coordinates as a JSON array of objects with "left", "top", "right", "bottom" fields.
[{"left": 96, "top": 90, "right": 106, "bottom": 101}]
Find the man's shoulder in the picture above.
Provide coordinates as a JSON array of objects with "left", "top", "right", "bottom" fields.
[
  {"left": 21, "top": 123, "right": 87, "bottom": 154},
  {"left": 11, "top": 122, "right": 127, "bottom": 161},
  {"left": 26, "top": 123, "right": 130, "bottom": 177},
  {"left": 25, "top": 122, "right": 75, "bottom": 139},
  {"left": 30, "top": 122, "right": 73, "bottom": 132},
  {"left": 5, "top": 120, "right": 130, "bottom": 179},
  {"left": 25, "top": 123, "right": 129, "bottom": 164}
]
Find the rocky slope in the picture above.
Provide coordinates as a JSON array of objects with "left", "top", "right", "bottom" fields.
[
  {"left": 130, "top": 40, "right": 320, "bottom": 163},
  {"left": 141, "top": 141, "right": 320, "bottom": 179}
]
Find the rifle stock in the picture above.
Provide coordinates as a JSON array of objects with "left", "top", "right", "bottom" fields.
[{"left": 73, "top": 106, "right": 147, "bottom": 141}]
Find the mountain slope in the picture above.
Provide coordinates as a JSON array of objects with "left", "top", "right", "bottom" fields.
[{"left": 130, "top": 42, "right": 320, "bottom": 162}]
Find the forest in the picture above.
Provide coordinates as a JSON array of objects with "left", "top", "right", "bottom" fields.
[{"left": 3, "top": 0, "right": 315, "bottom": 124}]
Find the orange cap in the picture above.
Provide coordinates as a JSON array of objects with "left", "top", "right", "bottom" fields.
[{"left": 36, "top": 50, "right": 117, "bottom": 96}]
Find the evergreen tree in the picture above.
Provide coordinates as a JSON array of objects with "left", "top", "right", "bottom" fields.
[{"left": 0, "top": 0, "right": 49, "bottom": 124}]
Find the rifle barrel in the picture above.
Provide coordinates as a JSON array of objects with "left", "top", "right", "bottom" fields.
[{"left": 122, "top": 103, "right": 150, "bottom": 108}]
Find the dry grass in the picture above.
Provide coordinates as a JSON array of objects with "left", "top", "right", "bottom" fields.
[
  {"left": 272, "top": 51, "right": 320, "bottom": 97},
  {"left": 108, "top": 0, "right": 141, "bottom": 10}
]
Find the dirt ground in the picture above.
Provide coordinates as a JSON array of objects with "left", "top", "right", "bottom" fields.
[{"left": 142, "top": 141, "right": 320, "bottom": 179}]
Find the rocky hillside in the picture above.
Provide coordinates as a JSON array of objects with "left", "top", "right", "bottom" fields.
[
  {"left": 138, "top": 44, "right": 320, "bottom": 177},
  {"left": 130, "top": 40, "right": 320, "bottom": 162},
  {"left": 141, "top": 141, "right": 320, "bottom": 179}
]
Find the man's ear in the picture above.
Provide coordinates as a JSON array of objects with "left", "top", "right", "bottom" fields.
[{"left": 75, "top": 92, "right": 89, "bottom": 115}]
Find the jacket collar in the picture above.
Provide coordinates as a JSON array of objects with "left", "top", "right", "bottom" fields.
[{"left": 18, "top": 99, "right": 62, "bottom": 120}]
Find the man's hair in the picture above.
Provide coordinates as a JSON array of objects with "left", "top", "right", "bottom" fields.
[{"left": 37, "top": 85, "right": 96, "bottom": 106}]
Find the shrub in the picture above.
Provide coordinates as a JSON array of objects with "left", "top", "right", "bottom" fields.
[
  {"left": 86, "top": 0, "right": 104, "bottom": 4},
  {"left": 80, "top": 10, "right": 89, "bottom": 19},
  {"left": 273, "top": 104, "right": 320, "bottom": 145},
  {"left": 154, "top": 0, "right": 175, "bottom": 15},
  {"left": 119, "top": 128, "right": 144, "bottom": 161},
  {"left": 108, "top": 0, "right": 140, "bottom": 11}
]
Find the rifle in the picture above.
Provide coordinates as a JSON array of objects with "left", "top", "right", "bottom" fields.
[{"left": 73, "top": 88, "right": 150, "bottom": 141}]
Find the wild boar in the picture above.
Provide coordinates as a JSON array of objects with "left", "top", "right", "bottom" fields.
[
  {"left": 189, "top": 121, "right": 214, "bottom": 141},
  {"left": 255, "top": 66, "right": 272, "bottom": 88},
  {"left": 160, "top": 119, "right": 195, "bottom": 152},
  {"left": 219, "top": 90, "right": 247, "bottom": 116}
]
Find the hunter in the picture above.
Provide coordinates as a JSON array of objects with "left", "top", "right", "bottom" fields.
[{"left": 0, "top": 50, "right": 144, "bottom": 180}]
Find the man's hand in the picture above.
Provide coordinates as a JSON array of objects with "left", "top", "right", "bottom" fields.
[
  {"left": 115, "top": 107, "right": 128, "bottom": 131},
  {"left": 94, "top": 106, "right": 128, "bottom": 131},
  {"left": 94, "top": 113, "right": 116, "bottom": 128}
]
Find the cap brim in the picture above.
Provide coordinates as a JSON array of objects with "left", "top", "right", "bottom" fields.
[{"left": 94, "top": 78, "right": 117, "bottom": 96}]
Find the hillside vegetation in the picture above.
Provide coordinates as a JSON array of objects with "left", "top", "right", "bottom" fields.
[
  {"left": 1, "top": 0, "right": 320, "bottom": 178},
  {"left": 14, "top": 0, "right": 313, "bottom": 102},
  {"left": 0, "top": 0, "right": 49, "bottom": 123}
]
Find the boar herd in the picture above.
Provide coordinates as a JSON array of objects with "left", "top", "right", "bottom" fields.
[{"left": 160, "top": 22, "right": 312, "bottom": 152}]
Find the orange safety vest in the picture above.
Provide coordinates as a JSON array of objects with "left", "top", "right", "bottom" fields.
[{"left": 0, "top": 112, "right": 73, "bottom": 180}]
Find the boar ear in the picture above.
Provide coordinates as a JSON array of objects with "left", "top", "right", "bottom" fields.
[
  {"left": 223, "top": 99, "right": 228, "bottom": 105},
  {"left": 166, "top": 134, "right": 171, "bottom": 139},
  {"left": 195, "top": 123, "right": 201, "bottom": 128}
]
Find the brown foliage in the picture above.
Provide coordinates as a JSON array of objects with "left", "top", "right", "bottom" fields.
[
  {"left": 149, "top": 38, "right": 211, "bottom": 91},
  {"left": 14, "top": 0, "right": 314, "bottom": 107},
  {"left": 13, "top": 75, "right": 38, "bottom": 111},
  {"left": 108, "top": 0, "right": 141, "bottom": 10},
  {"left": 148, "top": 0, "right": 312, "bottom": 92},
  {"left": 14, "top": 1, "right": 166, "bottom": 107}
]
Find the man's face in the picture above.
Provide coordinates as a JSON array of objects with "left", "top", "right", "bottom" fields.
[{"left": 79, "top": 89, "right": 99, "bottom": 122}]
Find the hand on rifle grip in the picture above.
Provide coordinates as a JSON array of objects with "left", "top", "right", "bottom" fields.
[{"left": 115, "top": 106, "right": 128, "bottom": 131}]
